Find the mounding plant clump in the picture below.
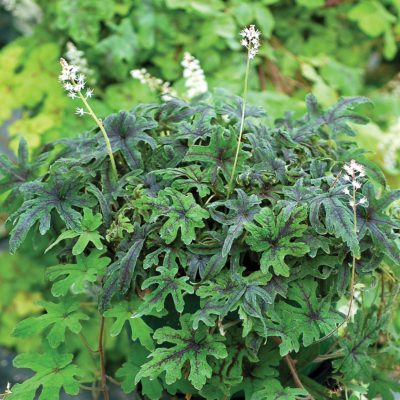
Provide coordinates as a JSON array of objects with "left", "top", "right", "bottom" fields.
[{"left": 1, "top": 27, "right": 400, "bottom": 400}]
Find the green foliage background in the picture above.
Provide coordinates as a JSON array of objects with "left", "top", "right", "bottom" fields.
[
  {"left": 2, "top": 0, "right": 400, "bottom": 181},
  {"left": 1, "top": 0, "right": 400, "bottom": 396}
]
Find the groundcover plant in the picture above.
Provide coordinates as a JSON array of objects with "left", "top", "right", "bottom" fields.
[{"left": 1, "top": 25, "right": 400, "bottom": 400}]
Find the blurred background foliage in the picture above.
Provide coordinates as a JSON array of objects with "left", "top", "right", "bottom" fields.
[{"left": 1, "top": 0, "right": 400, "bottom": 386}]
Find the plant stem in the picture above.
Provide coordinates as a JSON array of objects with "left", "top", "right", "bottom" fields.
[
  {"left": 227, "top": 53, "right": 250, "bottom": 197},
  {"left": 106, "top": 375, "right": 121, "bottom": 386},
  {"left": 377, "top": 274, "right": 385, "bottom": 319},
  {"left": 79, "top": 333, "right": 97, "bottom": 354},
  {"left": 78, "top": 91, "right": 118, "bottom": 179},
  {"left": 347, "top": 170, "right": 358, "bottom": 325},
  {"left": 98, "top": 316, "right": 109, "bottom": 400},
  {"left": 272, "top": 337, "right": 312, "bottom": 398},
  {"left": 313, "top": 350, "right": 344, "bottom": 363},
  {"left": 284, "top": 354, "right": 306, "bottom": 390}
]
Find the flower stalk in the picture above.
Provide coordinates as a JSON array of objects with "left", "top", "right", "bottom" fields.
[
  {"left": 227, "top": 25, "right": 261, "bottom": 197},
  {"left": 59, "top": 58, "right": 118, "bottom": 179},
  {"left": 345, "top": 160, "right": 365, "bottom": 326},
  {"left": 77, "top": 91, "right": 118, "bottom": 178},
  {"left": 227, "top": 54, "right": 250, "bottom": 197},
  {"left": 316, "top": 160, "right": 366, "bottom": 343}
]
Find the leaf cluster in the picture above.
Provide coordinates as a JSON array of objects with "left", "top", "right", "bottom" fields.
[{"left": 3, "top": 92, "right": 400, "bottom": 399}]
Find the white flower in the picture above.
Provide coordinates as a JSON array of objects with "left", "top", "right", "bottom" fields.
[
  {"left": 59, "top": 57, "right": 90, "bottom": 102},
  {"left": 65, "top": 42, "right": 94, "bottom": 83},
  {"left": 344, "top": 159, "right": 364, "bottom": 176},
  {"left": 64, "top": 82, "right": 74, "bottom": 91},
  {"left": 75, "top": 82, "right": 85, "bottom": 91},
  {"left": 342, "top": 174, "right": 351, "bottom": 182},
  {"left": 352, "top": 181, "right": 361, "bottom": 190},
  {"left": 240, "top": 25, "right": 261, "bottom": 60},
  {"left": 131, "top": 68, "right": 148, "bottom": 84},
  {"left": 85, "top": 88, "right": 94, "bottom": 98},
  {"left": 339, "top": 160, "right": 366, "bottom": 209},
  {"left": 355, "top": 164, "right": 364, "bottom": 174},
  {"left": 181, "top": 52, "right": 208, "bottom": 99},
  {"left": 130, "top": 68, "right": 177, "bottom": 101},
  {"left": 75, "top": 107, "right": 85, "bottom": 116},
  {"left": 344, "top": 164, "right": 353, "bottom": 175}
]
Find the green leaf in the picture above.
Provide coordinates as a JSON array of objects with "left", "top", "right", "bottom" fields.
[
  {"left": 216, "top": 91, "right": 266, "bottom": 121},
  {"left": 103, "top": 110, "right": 157, "bottom": 170},
  {"left": 245, "top": 206, "right": 310, "bottom": 277},
  {"left": 183, "top": 127, "right": 250, "bottom": 184},
  {"left": 194, "top": 271, "right": 287, "bottom": 335},
  {"left": 357, "top": 183, "right": 400, "bottom": 263},
  {"left": 103, "top": 300, "right": 154, "bottom": 351},
  {"left": 277, "top": 279, "right": 343, "bottom": 347},
  {"left": 348, "top": 1, "right": 396, "bottom": 37},
  {"left": 87, "top": 183, "right": 112, "bottom": 227},
  {"left": 46, "top": 251, "right": 110, "bottom": 297},
  {"left": 384, "top": 28, "right": 397, "bottom": 60},
  {"left": 295, "top": 0, "right": 324, "bottom": 8},
  {"left": 208, "top": 189, "right": 261, "bottom": 257},
  {"left": 56, "top": 0, "right": 114, "bottom": 44},
  {"left": 144, "top": 242, "right": 188, "bottom": 270},
  {"left": 135, "top": 314, "right": 227, "bottom": 390},
  {"left": 0, "top": 137, "right": 39, "bottom": 196},
  {"left": 193, "top": 272, "right": 246, "bottom": 329},
  {"left": 368, "top": 370, "right": 400, "bottom": 400},
  {"left": 137, "top": 188, "right": 209, "bottom": 245},
  {"left": 133, "top": 266, "right": 194, "bottom": 317},
  {"left": 262, "top": 309, "right": 301, "bottom": 356},
  {"left": 154, "top": 165, "right": 211, "bottom": 198},
  {"left": 254, "top": 4, "right": 275, "bottom": 38},
  {"left": 310, "top": 186, "right": 360, "bottom": 257},
  {"left": 106, "top": 213, "right": 134, "bottom": 241},
  {"left": 302, "top": 94, "right": 371, "bottom": 139},
  {"left": 13, "top": 298, "right": 89, "bottom": 348},
  {"left": 251, "top": 379, "right": 309, "bottom": 400},
  {"left": 8, "top": 174, "right": 94, "bottom": 253},
  {"left": 278, "top": 179, "right": 313, "bottom": 216},
  {"left": 99, "top": 224, "right": 150, "bottom": 311},
  {"left": 333, "top": 311, "right": 388, "bottom": 382},
  {"left": 175, "top": 109, "right": 216, "bottom": 143},
  {"left": 9, "top": 349, "right": 82, "bottom": 400},
  {"left": 199, "top": 333, "right": 261, "bottom": 399},
  {"left": 238, "top": 345, "right": 281, "bottom": 398},
  {"left": 45, "top": 208, "right": 104, "bottom": 255},
  {"left": 95, "top": 19, "right": 136, "bottom": 78},
  {"left": 116, "top": 344, "right": 163, "bottom": 398}
]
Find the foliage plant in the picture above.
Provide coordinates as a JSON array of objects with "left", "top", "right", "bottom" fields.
[{"left": 1, "top": 20, "right": 400, "bottom": 397}]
